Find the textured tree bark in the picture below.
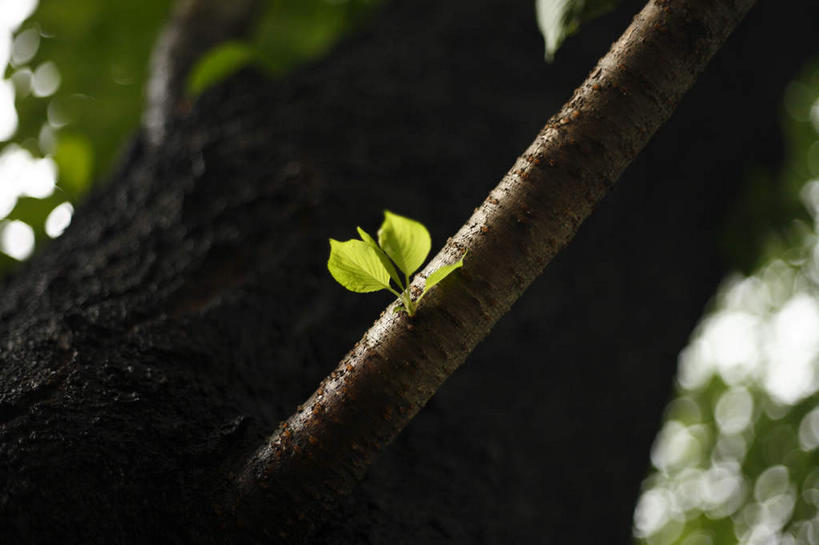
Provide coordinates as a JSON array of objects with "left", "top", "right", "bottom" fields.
[
  {"left": 0, "top": 0, "right": 815, "bottom": 543},
  {"left": 228, "top": 0, "right": 758, "bottom": 540}
]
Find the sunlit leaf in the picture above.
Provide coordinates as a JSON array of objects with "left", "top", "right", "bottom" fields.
[
  {"left": 357, "top": 226, "right": 402, "bottom": 289},
  {"left": 186, "top": 41, "right": 259, "bottom": 97},
  {"left": 535, "top": 0, "right": 617, "bottom": 61},
  {"left": 377, "top": 210, "right": 431, "bottom": 277},
  {"left": 422, "top": 253, "right": 465, "bottom": 297},
  {"left": 328, "top": 238, "right": 392, "bottom": 293}
]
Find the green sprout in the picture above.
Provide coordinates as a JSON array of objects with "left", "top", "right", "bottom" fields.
[{"left": 328, "top": 210, "right": 466, "bottom": 316}]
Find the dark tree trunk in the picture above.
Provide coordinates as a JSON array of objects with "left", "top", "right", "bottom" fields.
[{"left": 0, "top": 0, "right": 816, "bottom": 543}]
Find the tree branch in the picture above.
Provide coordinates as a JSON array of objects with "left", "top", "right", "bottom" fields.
[{"left": 228, "top": 0, "right": 755, "bottom": 540}]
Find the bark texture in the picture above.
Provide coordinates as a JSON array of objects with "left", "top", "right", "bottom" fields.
[
  {"left": 0, "top": 0, "right": 816, "bottom": 543},
  {"left": 230, "top": 0, "right": 756, "bottom": 540}
]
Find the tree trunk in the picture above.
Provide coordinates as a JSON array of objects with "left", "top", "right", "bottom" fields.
[{"left": 1, "top": 0, "right": 816, "bottom": 543}]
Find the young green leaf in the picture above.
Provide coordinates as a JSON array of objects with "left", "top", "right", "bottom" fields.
[
  {"left": 327, "top": 239, "right": 393, "bottom": 293},
  {"left": 357, "top": 226, "right": 403, "bottom": 289},
  {"left": 377, "top": 210, "right": 431, "bottom": 277},
  {"left": 421, "top": 254, "right": 466, "bottom": 298}
]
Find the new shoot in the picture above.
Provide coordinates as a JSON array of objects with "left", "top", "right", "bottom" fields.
[{"left": 327, "top": 210, "right": 465, "bottom": 316}]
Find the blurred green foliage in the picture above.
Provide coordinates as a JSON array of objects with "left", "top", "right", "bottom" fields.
[
  {"left": 14, "top": 0, "right": 173, "bottom": 192},
  {"left": 635, "top": 60, "right": 819, "bottom": 545},
  {"left": 52, "top": 132, "right": 93, "bottom": 194},
  {"left": 1, "top": 0, "right": 386, "bottom": 276},
  {"left": 252, "top": 0, "right": 383, "bottom": 73},
  {"left": 187, "top": 41, "right": 259, "bottom": 97},
  {"left": 1, "top": 0, "right": 172, "bottom": 276},
  {"left": 188, "top": 0, "right": 385, "bottom": 96},
  {"left": 721, "top": 62, "right": 819, "bottom": 274}
]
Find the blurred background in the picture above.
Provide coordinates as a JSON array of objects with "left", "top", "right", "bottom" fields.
[
  {"left": 633, "top": 62, "right": 819, "bottom": 545},
  {"left": 2, "top": 1, "right": 819, "bottom": 544},
  {"left": 0, "top": 0, "right": 383, "bottom": 270}
]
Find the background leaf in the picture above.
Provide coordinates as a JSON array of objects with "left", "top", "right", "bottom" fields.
[
  {"left": 52, "top": 132, "right": 93, "bottom": 195},
  {"left": 377, "top": 210, "right": 431, "bottom": 277},
  {"left": 186, "top": 41, "right": 259, "bottom": 97},
  {"left": 250, "top": 0, "right": 384, "bottom": 76},
  {"left": 535, "top": 0, "right": 617, "bottom": 61},
  {"left": 328, "top": 238, "right": 392, "bottom": 293}
]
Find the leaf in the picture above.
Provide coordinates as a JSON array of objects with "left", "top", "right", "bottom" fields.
[
  {"left": 327, "top": 238, "right": 392, "bottom": 293},
  {"left": 357, "top": 226, "right": 403, "bottom": 289},
  {"left": 421, "top": 254, "right": 465, "bottom": 297},
  {"left": 535, "top": 0, "right": 617, "bottom": 61},
  {"left": 53, "top": 133, "right": 94, "bottom": 196},
  {"left": 186, "top": 41, "right": 259, "bottom": 97},
  {"left": 536, "top": 0, "right": 572, "bottom": 61},
  {"left": 377, "top": 210, "right": 431, "bottom": 277}
]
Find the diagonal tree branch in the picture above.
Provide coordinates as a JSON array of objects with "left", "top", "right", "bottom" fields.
[{"left": 227, "top": 0, "right": 756, "bottom": 540}]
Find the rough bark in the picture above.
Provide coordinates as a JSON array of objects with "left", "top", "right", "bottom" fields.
[
  {"left": 229, "top": 0, "right": 756, "bottom": 540},
  {"left": 0, "top": 0, "right": 815, "bottom": 543}
]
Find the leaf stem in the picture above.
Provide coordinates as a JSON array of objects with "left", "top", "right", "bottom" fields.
[
  {"left": 400, "top": 288, "right": 415, "bottom": 316},
  {"left": 386, "top": 286, "right": 403, "bottom": 299}
]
